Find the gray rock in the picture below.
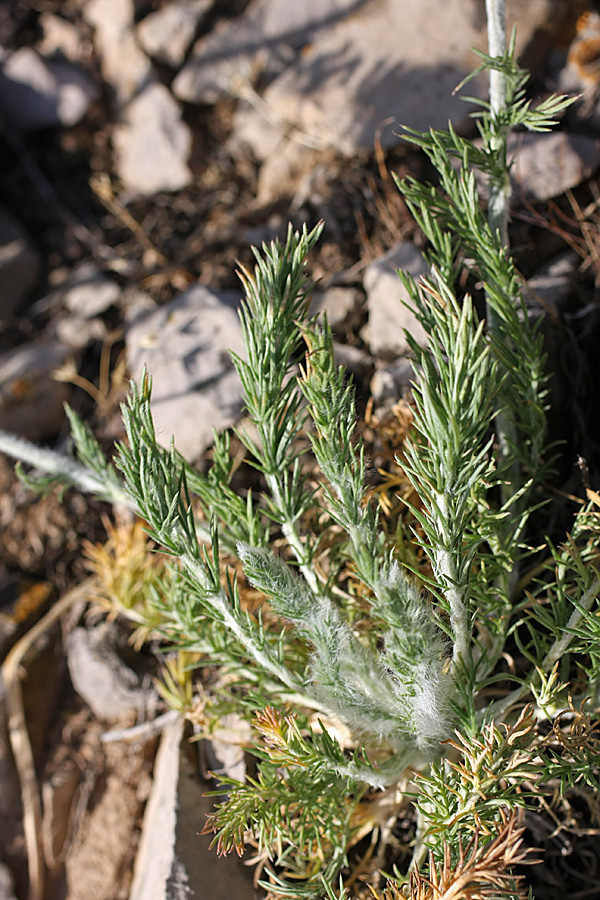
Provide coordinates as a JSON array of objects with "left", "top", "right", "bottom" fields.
[
  {"left": 229, "top": 0, "right": 559, "bottom": 166},
  {"left": 510, "top": 132, "right": 600, "bottom": 202},
  {"left": 202, "top": 713, "right": 250, "bottom": 782},
  {"left": 370, "top": 358, "right": 415, "bottom": 408},
  {"left": 137, "top": 0, "right": 213, "bottom": 68},
  {"left": 0, "top": 206, "right": 42, "bottom": 319},
  {"left": 56, "top": 314, "right": 106, "bottom": 351},
  {"left": 83, "top": 0, "right": 153, "bottom": 107},
  {"left": 363, "top": 243, "right": 429, "bottom": 361},
  {"left": 125, "top": 285, "right": 244, "bottom": 460},
  {"left": 0, "top": 863, "right": 17, "bottom": 900},
  {"left": 0, "top": 47, "right": 98, "bottom": 130},
  {"left": 0, "top": 341, "right": 71, "bottom": 441},
  {"left": 332, "top": 341, "right": 371, "bottom": 379},
  {"left": 309, "top": 286, "right": 363, "bottom": 336},
  {"left": 113, "top": 83, "right": 192, "bottom": 195},
  {"left": 38, "top": 12, "right": 83, "bottom": 62},
  {"left": 66, "top": 623, "right": 147, "bottom": 722},
  {"left": 172, "top": 0, "right": 356, "bottom": 105},
  {"left": 62, "top": 263, "right": 120, "bottom": 317},
  {"left": 130, "top": 718, "right": 255, "bottom": 900},
  {"left": 172, "top": 11, "right": 266, "bottom": 105},
  {"left": 525, "top": 251, "right": 579, "bottom": 314}
]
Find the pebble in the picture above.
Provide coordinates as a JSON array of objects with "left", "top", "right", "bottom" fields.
[
  {"left": 370, "top": 358, "right": 415, "bottom": 408},
  {"left": 363, "top": 243, "right": 429, "bottom": 361},
  {"left": 0, "top": 341, "right": 71, "bottom": 442},
  {"left": 0, "top": 47, "right": 98, "bottom": 131},
  {"left": 83, "top": 0, "right": 153, "bottom": 107},
  {"left": 113, "top": 83, "right": 192, "bottom": 195},
  {"left": 38, "top": 12, "right": 85, "bottom": 63},
  {"left": 0, "top": 206, "right": 42, "bottom": 320},
  {"left": 125, "top": 285, "right": 244, "bottom": 460},
  {"left": 309, "top": 285, "right": 364, "bottom": 336},
  {"left": 62, "top": 263, "right": 121, "bottom": 318},
  {"left": 137, "top": 0, "right": 213, "bottom": 68},
  {"left": 66, "top": 623, "right": 148, "bottom": 722},
  {"left": 510, "top": 132, "right": 600, "bottom": 202}
]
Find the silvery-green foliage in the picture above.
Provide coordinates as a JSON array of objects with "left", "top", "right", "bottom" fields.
[{"left": 1, "top": 48, "right": 600, "bottom": 900}]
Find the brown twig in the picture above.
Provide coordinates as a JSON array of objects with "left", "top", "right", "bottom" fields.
[{"left": 1, "top": 578, "right": 94, "bottom": 900}]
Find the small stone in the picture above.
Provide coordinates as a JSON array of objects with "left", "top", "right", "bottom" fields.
[
  {"left": 332, "top": 341, "right": 372, "bottom": 380},
  {"left": 0, "top": 341, "right": 71, "bottom": 442},
  {"left": 0, "top": 862, "right": 17, "bottom": 900},
  {"left": 125, "top": 285, "right": 244, "bottom": 460},
  {"left": 0, "top": 206, "right": 42, "bottom": 320},
  {"left": 510, "top": 132, "right": 600, "bottom": 202},
  {"left": 62, "top": 264, "right": 120, "bottom": 317},
  {"left": 255, "top": 141, "right": 322, "bottom": 205},
  {"left": 56, "top": 315, "right": 106, "bottom": 351},
  {"left": 113, "top": 83, "right": 192, "bottom": 195},
  {"left": 38, "top": 12, "right": 83, "bottom": 63},
  {"left": 0, "top": 47, "right": 98, "bottom": 130},
  {"left": 172, "top": 12, "right": 265, "bottom": 105},
  {"left": 66, "top": 623, "right": 147, "bottom": 722},
  {"left": 310, "top": 286, "right": 363, "bottom": 336},
  {"left": 83, "top": 0, "right": 153, "bottom": 107},
  {"left": 525, "top": 251, "right": 578, "bottom": 315},
  {"left": 370, "top": 359, "right": 415, "bottom": 408},
  {"left": 363, "top": 243, "right": 429, "bottom": 361},
  {"left": 137, "top": 0, "right": 213, "bottom": 68}
]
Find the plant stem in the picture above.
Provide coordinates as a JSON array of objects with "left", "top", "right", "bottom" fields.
[
  {"left": 487, "top": 575, "right": 600, "bottom": 721},
  {"left": 0, "top": 429, "right": 132, "bottom": 507},
  {"left": 485, "top": 0, "right": 509, "bottom": 250}
]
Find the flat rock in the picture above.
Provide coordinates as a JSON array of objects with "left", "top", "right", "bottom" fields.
[
  {"left": 172, "top": 0, "right": 356, "bottom": 105},
  {"left": 0, "top": 341, "right": 71, "bottom": 441},
  {"left": 125, "top": 286, "right": 244, "bottom": 460},
  {"left": 38, "top": 12, "right": 84, "bottom": 63},
  {"left": 66, "top": 622, "right": 147, "bottom": 722},
  {"left": 84, "top": 0, "right": 153, "bottom": 107},
  {"left": 56, "top": 314, "right": 106, "bottom": 351},
  {"left": 137, "top": 0, "right": 213, "bottom": 68},
  {"left": 130, "top": 718, "right": 255, "bottom": 900},
  {"left": 370, "top": 358, "right": 415, "bottom": 408},
  {"left": 230, "top": 0, "right": 557, "bottom": 163},
  {"left": 113, "top": 83, "right": 192, "bottom": 194},
  {"left": 363, "top": 243, "right": 429, "bottom": 361},
  {"left": 0, "top": 863, "right": 17, "bottom": 900},
  {"left": 510, "top": 132, "right": 600, "bottom": 202},
  {"left": 0, "top": 206, "right": 42, "bottom": 320},
  {"left": 0, "top": 47, "right": 98, "bottom": 130},
  {"left": 309, "top": 285, "right": 363, "bottom": 336},
  {"left": 62, "top": 263, "right": 120, "bottom": 317},
  {"left": 525, "top": 251, "right": 579, "bottom": 314}
]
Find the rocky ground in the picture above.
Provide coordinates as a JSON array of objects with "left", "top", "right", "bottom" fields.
[{"left": 1, "top": 1, "right": 600, "bottom": 899}]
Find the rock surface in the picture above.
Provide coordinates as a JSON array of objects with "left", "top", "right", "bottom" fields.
[
  {"left": 510, "top": 132, "right": 600, "bottom": 202},
  {"left": 0, "top": 207, "right": 42, "bottom": 320},
  {"left": 0, "top": 342, "right": 71, "bottom": 441},
  {"left": 125, "top": 286, "right": 244, "bottom": 460},
  {"left": 137, "top": 0, "right": 213, "bottom": 68},
  {"left": 83, "top": 0, "right": 153, "bottom": 107},
  {"left": 113, "top": 84, "right": 192, "bottom": 194},
  {"left": 66, "top": 623, "right": 148, "bottom": 722},
  {"left": 0, "top": 47, "right": 98, "bottom": 131},
  {"left": 227, "top": 0, "right": 558, "bottom": 163},
  {"left": 363, "top": 242, "right": 429, "bottom": 360},
  {"left": 62, "top": 264, "right": 121, "bottom": 318}
]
